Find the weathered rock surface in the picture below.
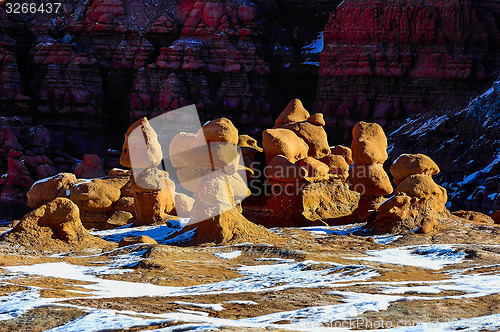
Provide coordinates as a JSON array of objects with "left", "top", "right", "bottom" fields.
[
  {"left": 0, "top": 198, "right": 106, "bottom": 249},
  {"left": 348, "top": 122, "right": 392, "bottom": 221},
  {"left": 316, "top": 0, "right": 500, "bottom": 142},
  {"left": 119, "top": 235, "right": 158, "bottom": 248},
  {"left": 371, "top": 153, "right": 449, "bottom": 234},
  {"left": 262, "top": 128, "right": 309, "bottom": 164},
  {"left": 27, "top": 173, "right": 77, "bottom": 209},
  {"left": 388, "top": 79, "right": 500, "bottom": 215}
]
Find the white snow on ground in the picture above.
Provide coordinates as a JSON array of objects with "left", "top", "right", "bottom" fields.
[
  {"left": 173, "top": 301, "right": 224, "bottom": 311},
  {"left": 213, "top": 250, "right": 242, "bottom": 260},
  {"left": 45, "top": 309, "right": 170, "bottom": 332},
  {"left": 2, "top": 260, "right": 377, "bottom": 298},
  {"left": 302, "top": 224, "right": 401, "bottom": 244},
  {"left": 1, "top": 241, "right": 499, "bottom": 330},
  {"left": 89, "top": 219, "right": 194, "bottom": 244},
  {"left": 0, "top": 288, "right": 55, "bottom": 321},
  {"left": 224, "top": 300, "right": 258, "bottom": 305},
  {"left": 372, "top": 235, "right": 403, "bottom": 245},
  {"left": 346, "top": 245, "right": 466, "bottom": 270},
  {"left": 301, "top": 224, "right": 364, "bottom": 236}
]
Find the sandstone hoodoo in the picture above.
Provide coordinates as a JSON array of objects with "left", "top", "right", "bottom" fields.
[
  {"left": 243, "top": 99, "right": 359, "bottom": 227},
  {"left": 370, "top": 153, "right": 449, "bottom": 234},
  {"left": 348, "top": 122, "right": 393, "bottom": 222},
  {"left": 0, "top": 197, "right": 106, "bottom": 250},
  {"left": 120, "top": 117, "right": 175, "bottom": 226},
  {"left": 169, "top": 117, "right": 274, "bottom": 245}
]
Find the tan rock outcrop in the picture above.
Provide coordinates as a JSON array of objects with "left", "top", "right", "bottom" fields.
[
  {"left": 275, "top": 99, "right": 310, "bottom": 126},
  {"left": 274, "top": 100, "right": 330, "bottom": 159},
  {"left": 27, "top": 173, "right": 77, "bottom": 209},
  {"left": 245, "top": 100, "right": 360, "bottom": 227},
  {"left": 0, "top": 198, "right": 106, "bottom": 250},
  {"left": 331, "top": 145, "right": 353, "bottom": 165},
  {"left": 349, "top": 164, "right": 393, "bottom": 197},
  {"left": 130, "top": 169, "right": 175, "bottom": 226},
  {"left": 319, "top": 154, "right": 349, "bottom": 179},
  {"left": 262, "top": 128, "right": 308, "bottom": 164},
  {"left": 276, "top": 121, "right": 330, "bottom": 159},
  {"left": 120, "top": 118, "right": 175, "bottom": 226},
  {"left": 420, "top": 217, "right": 438, "bottom": 234},
  {"left": 266, "top": 155, "right": 308, "bottom": 183},
  {"left": 70, "top": 177, "right": 127, "bottom": 211},
  {"left": 198, "top": 118, "right": 239, "bottom": 145},
  {"left": 351, "top": 122, "right": 388, "bottom": 165},
  {"left": 390, "top": 154, "right": 440, "bottom": 185},
  {"left": 174, "top": 193, "right": 195, "bottom": 218},
  {"left": 298, "top": 157, "right": 329, "bottom": 178},
  {"left": 371, "top": 153, "right": 449, "bottom": 234}
]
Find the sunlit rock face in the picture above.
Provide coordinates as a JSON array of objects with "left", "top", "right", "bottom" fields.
[{"left": 315, "top": 0, "right": 500, "bottom": 141}]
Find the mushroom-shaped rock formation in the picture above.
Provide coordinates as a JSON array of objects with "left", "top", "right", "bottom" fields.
[
  {"left": 319, "top": 155, "right": 349, "bottom": 180},
  {"left": 370, "top": 153, "right": 449, "bottom": 234},
  {"left": 348, "top": 122, "right": 393, "bottom": 221},
  {"left": 298, "top": 157, "right": 329, "bottom": 178},
  {"left": 390, "top": 154, "right": 440, "bottom": 185},
  {"left": 120, "top": 117, "right": 163, "bottom": 170},
  {"left": 275, "top": 99, "right": 310, "bottom": 126},
  {"left": 120, "top": 118, "right": 176, "bottom": 226},
  {"left": 169, "top": 117, "right": 274, "bottom": 245},
  {"left": 351, "top": 122, "right": 388, "bottom": 165}
]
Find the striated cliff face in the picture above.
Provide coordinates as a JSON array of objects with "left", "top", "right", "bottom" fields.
[
  {"left": 0, "top": 0, "right": 499, "bottom": 157},
  {"left": 315, "top": 0, "right": 500, "bottom": 141},
  {"left": 0, "top": 0, "right": 337, "bottom": 154}
]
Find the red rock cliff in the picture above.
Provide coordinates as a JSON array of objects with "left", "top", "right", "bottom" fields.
[{"left": 315, "top": 0, "right": 500, "bottom": 141}]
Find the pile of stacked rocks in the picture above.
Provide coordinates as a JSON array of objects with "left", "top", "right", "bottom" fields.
[
  {"left": 348, "top": 122, "right": 394, "bottom": 221},
  {"left": 242, "top": 99, "right": 359, "bottom": 227},
  {"left": 26, "top": 169, "right": 136, "bottom": 230},
  {"left": 371, "top": 154, "right": 449, "bottom": 234}
]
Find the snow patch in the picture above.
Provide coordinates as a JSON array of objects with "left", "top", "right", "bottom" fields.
[
  {"left": 214, "top": 250, "right": 242, "bottom": 260},
  {"left": 347, "top": 245, "right": 466, "bottom": 270}
]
